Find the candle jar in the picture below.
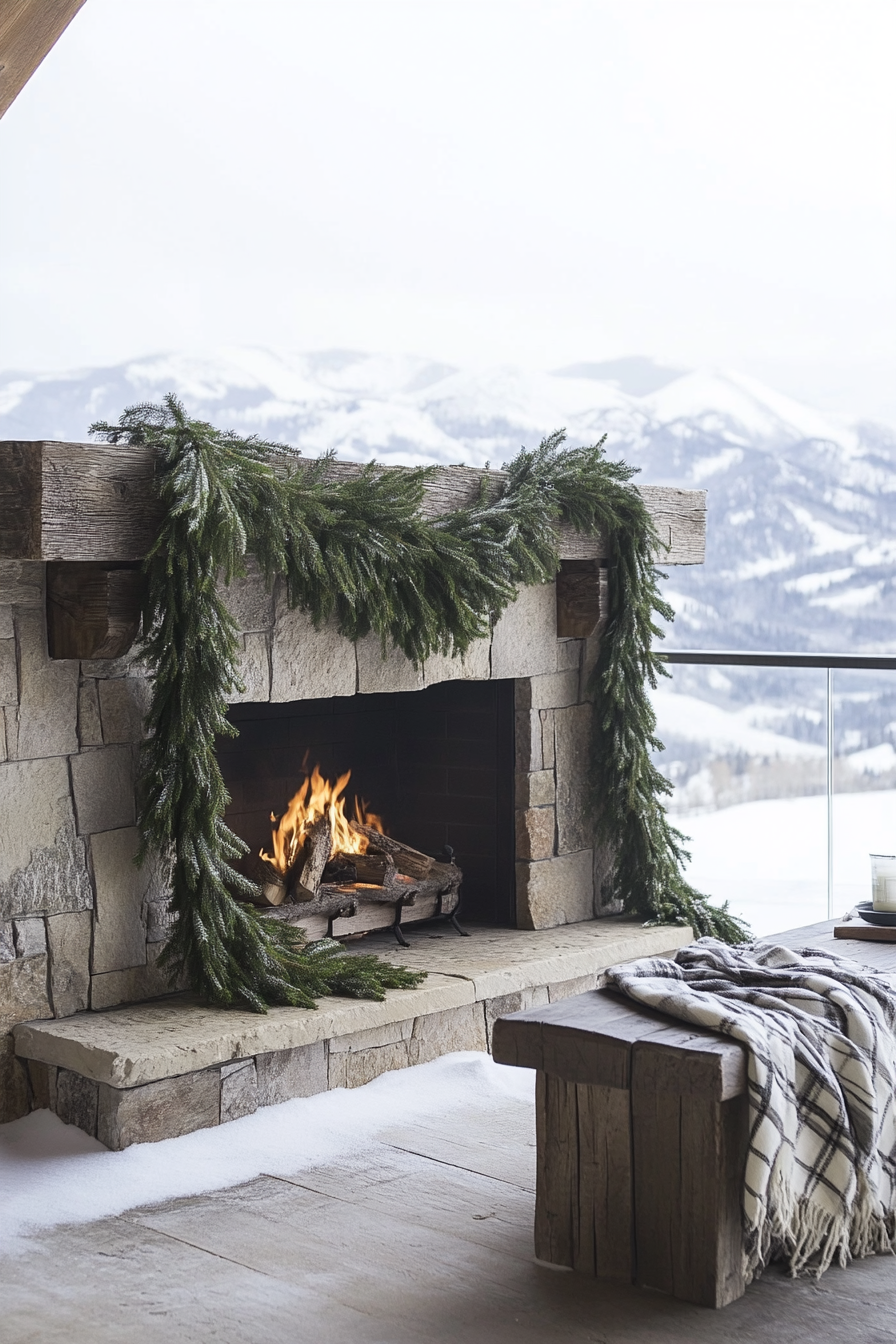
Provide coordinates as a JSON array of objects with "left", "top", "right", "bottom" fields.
[{"left": 871, "top": 854, "right": 896, "bottom": 911}]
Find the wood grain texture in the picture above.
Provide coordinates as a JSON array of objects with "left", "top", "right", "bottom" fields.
[
  {"left": 0, "top": 442, "right": 706, "bottom": 565},
  {"left": 632, "top": 1045, "right": 748, "bottom": 1308},
  {"left": 46, "top": 562, "right": 144, "bottom": 659},
  {"left": 492, "top": 987, "right": 746, "bottom": 1097},
  {"left": 556, "top": 561, "right": 603, "bottom": 638},
  {"left": 0, "top": 443, "right": 41, "bottom": 558},
  {"left": 0, "top": 0, "right": 86, "bottom": 119}
]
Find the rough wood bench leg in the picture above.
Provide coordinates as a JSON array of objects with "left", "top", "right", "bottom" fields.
[
  {"left": 493, "top": 990, "right": 749, "bottom": 1308},
  {"left": 631, "top": 1037, "right": 748, "bottom": 1308},
  {"left": 535, "top": 1073, "right": 634, "bottom": 1279}
]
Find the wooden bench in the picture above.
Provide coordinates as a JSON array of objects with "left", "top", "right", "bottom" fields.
[{"left": 491, "top": 919, "right": 896, "bottom": 1309}]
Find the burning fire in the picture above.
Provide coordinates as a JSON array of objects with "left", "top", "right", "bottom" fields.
[{"left": 260, "top": 764, "right": 385, "bottom": 876}]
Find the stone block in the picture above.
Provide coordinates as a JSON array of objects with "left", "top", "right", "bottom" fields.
[
  {"left": 555, "top": 702, "right": 593, "bottom": 854},
  {"left": 529, "top": 669, "right": 581, "bottom": 710},
  {"left": 90, "top": 827, "right": 150, "bottom": 974},
  {"left": 70, "top": 745, "right": 135, "bottom": 834},
  {"left": 540, "top": 709, "right": 555, "bottom": 771},
  {"left": 77, "top": 680, "right": 103, "bottom": 747},
  {"left": 0, "top": 953, "right": 52, "bottom": 1033},
  {"left": 80, "top": 647, "right": 145, "bottom": 679},
  {"left": 0, "top": 921, "right": 14, "bottom": 962},
  {"left": 547, "top": 972, "right": 600, "bottom": 1001},
  {"left": 98, "top": 677, "right": 151, "bottom": 743},
  {"left": 228, "top": 632, "right": 271, "bottom": 703},
  {"left": 516, "top": 849, "right": 595, "bottom": 930},
  {"left": 220, "top": 1059, "right": 259, "bottom": 1122},
  {"left": 0, "top": 605, "right": 13, "bottom": 639},
  {"left": 13, "top": 917, "right": 46, "bottom": 958},
  {"left": 328, "top": 1038, "right": 410, "bottom": 1089},
  {"left": 328, "top": 1017, "right": 413, "bottom": 1054},
  {"left": 96, "top": 1069, "right": 221, "bottom": 1149},
  {"left": 515, "top": 709, "right": 543, "bottom": 774},
  {"left": 0, "top": 708, "right": 6, "bottom": 763},
  {"left": 27, "top": 1058, "right": 55, "bottom": 1109},
  {"left": 515, "top": 770, "right": 555, "bottom": 809},
  {"left": 0, "top": 637, "right": 16, "bottom": 704},
  {"left": 483, "top": 985, "right": 550, "bottom": 1050},
  {"left": 423, "top": 636, "right": 491, "bottom": 687},
  {"left": 89, "top": 941, "right": 184, "bottom": 1010},
  {"left": 1, "top": 1035, "right": 30, "bottom": 1122},
  {"left": 516, "top": 807, "right": 555, "bottom": 862},
  {"left": 55, "top": 1067, "right": 98, "bottom": 1135},
  {"left": 220, "top": 560, "right": 275, "bottom": 633},
  {"left": 408, "top": 1001, "right": 488, "bottom": 1066},
  {"left": 10, "top": 610, "right": 79, "bottom": 759},
  {"left": 0, "top": 561, "right": 43, "bottom": 607},
  {"left": 0, "top": 821, "right": 92, "bottom": 923},
  {"left": 256, "top": 1042, "right": 328, "bottom": 1106},
  {"left": 356, "top": 634, "right": 424, "bottom": 695},
  {"left": 270, "top": 600, "right": 356, "bottom": 702},
  {"left": 144, "top": 895, "right": 175, "bottom": 944},
  {"left": 1, "top": 756, "right": 75, "bottom": 883},
  {"left": 46, "top": 911, "right": 92, "bottom": 1017},
  {"left": 490, "top": 582, "right": 557, "bottom": 680},
  {"left": 557, "top": 638, "right": 583, "bottom": 672}
]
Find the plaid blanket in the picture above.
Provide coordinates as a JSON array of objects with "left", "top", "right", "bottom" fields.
[{"left": 604, "top": 939, "right": 896, "bottom": 1279}]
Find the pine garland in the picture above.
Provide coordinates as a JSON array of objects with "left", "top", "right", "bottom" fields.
[{"left": 91, "top": 396, "right": 747, "bottom": 1012}]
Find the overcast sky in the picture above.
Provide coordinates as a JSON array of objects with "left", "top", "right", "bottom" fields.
[{"left": 1, "top": 0, "right": 894, "bottom": 420}]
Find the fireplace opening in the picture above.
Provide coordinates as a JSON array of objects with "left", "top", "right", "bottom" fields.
[{"left": 219, "top": 679, "right": 516, "bottom": 929}]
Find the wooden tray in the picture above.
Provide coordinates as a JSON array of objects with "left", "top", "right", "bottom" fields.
[{"left": 834, "top": 923, "right": 896, "bottom": 942}]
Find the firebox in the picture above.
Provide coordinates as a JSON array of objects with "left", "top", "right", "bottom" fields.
[{"left": 218, "top": 679, "right": 516, "bottom": 937}]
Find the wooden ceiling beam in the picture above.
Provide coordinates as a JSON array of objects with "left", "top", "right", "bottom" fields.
[{"left": 0, "top": 0, "right": 86, "bottom": 119}]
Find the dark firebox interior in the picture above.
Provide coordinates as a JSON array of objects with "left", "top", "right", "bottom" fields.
[{"left": 219, "top": 679, "right": 516, "bottom": 926}]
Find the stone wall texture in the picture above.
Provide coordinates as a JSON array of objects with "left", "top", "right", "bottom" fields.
[{"left": 0, "top": 559, "right": 606, "bottom": 1122}]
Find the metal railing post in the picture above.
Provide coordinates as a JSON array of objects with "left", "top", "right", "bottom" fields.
[{"left": 827, "top": 666, "right": 834, "bottom": 920}]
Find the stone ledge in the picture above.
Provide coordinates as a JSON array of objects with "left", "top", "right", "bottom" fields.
[
  {"left": 13, "top": 972, "right": 474, "bottom": 1087},
  {"left": 352, "top": 918, "right": 692, "bottom": 1002},
  {"left": 12, "top": 921, "right": 688, "bottom": 1089}
]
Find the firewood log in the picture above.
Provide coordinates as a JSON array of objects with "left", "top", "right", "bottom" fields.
[
  {"left": 346, "top": 852, "right": 397, "bottom": 887},
  {"left": 349, "top": 821, "right": 434, "bottom": 879},
  {"left": 292, "top": 816, "right": 332, "bottom": 900},
  {"left": 248, "top": 857, "right": 288, "bottom": 906}
]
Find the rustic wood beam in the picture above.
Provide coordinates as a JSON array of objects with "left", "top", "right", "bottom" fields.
[
  {"left": 0, "top": 441, "right": 706, "bottom": 565},
  {"left": 0, "top": 0, "right": 86, "bottom": 119},
  {"left": 46, "top": 561, "right": 144, "bottom": 659}
]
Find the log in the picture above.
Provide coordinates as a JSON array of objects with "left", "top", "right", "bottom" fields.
[
  {"left": 46, "top": 561, "right": 144, "bottom": 659},
  {"left": 266, "top": 890, "right": 358, "bottom": 922},
  {"left": 337, "top": 852, "right": 397, "bottom": 887},
  {"left": 245, "top": 857, "right": 288, "bottom": 906},
  {"left": 0, "top": 441, "right": 706, "bottom": 565},
  {"left": 350, "top": 821, "right": 434, "bottom": 879},
  {"left": 293, "top": 816, "right": 332, "bottom": 900}
]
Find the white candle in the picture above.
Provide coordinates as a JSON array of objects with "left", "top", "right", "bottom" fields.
[{"left": 871, "top": 854, "right": 896, "bottom": 911}]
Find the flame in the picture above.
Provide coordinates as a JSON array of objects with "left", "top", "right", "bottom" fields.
[{"left": 260, "top": 764, "right": 385, "bottom": 876}]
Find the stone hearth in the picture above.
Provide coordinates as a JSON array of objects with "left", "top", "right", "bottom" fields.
[{"left": 13, "top": 919, "right": 691, "bottom": 1148}]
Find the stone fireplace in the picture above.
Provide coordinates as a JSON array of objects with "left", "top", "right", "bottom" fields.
[{"left": 0, "top": 440, "right": 706, "bottom": 1139}]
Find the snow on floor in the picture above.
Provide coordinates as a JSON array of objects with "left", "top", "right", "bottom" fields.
[
  {"left": 0, "top": 1052, "right": 534, "bottom": 1254},
  {"left": 681, "top": 788, "right": 896, "bottom": 935}
]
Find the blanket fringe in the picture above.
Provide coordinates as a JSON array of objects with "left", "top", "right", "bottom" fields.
[{"left": 747, "top": 1163, "right": 896, "bottom": 1281}]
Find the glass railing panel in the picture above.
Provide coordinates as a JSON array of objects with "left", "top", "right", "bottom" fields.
[
  {"left": 832, "top": 669, "right": 896, "bottom": 916},
  {"left": 651, "top": 662, "right": 828, "bottom": 937}
]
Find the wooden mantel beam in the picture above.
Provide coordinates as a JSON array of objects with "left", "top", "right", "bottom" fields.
[
  {"left": 0, "top": 440, "right": 706, "bottom": 566},
  {"left": 0, "top": 0, "right": 86, "bottom": 120}
]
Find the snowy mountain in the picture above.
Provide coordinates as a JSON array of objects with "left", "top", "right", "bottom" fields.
[{"left": 2, "top": 346, "right": 895, "bottom": 660}]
